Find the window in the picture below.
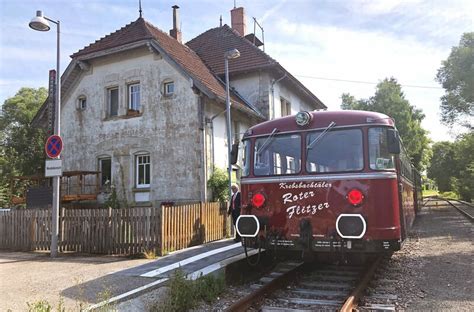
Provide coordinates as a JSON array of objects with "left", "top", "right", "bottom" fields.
[
  {"left": 78, "top": 96, "right": 86, "bottom": 110},
  {"left": 164, "top": 81, "right": 174, "bottom": 96},
  {"left": 280, "top": 97, "right": 291, "bottom": 117},
  {"left": 136, "top": 154, "right": 150, "bottom": 188},
  {"left": 128, "top": 83, "right": 141, "bottom": 111},
  {"left": 254, "top": 134, "right": 301, "bottom": 176},
  {"left": 242, "top": 140, "right": 251, "bottom": 177},
  {"left": 306, "top": 129, "right": 363, "bottom": 173},
  {"left": 369, "top": 127, "right": 395, "bottom": 170},
  {"left": 99, "top": 158, "right": 112, "bottom": 188},
  {"left": 108, "top": 87, "right": 119, "bottom": 116}
]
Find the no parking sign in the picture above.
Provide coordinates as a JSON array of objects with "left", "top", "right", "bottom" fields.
[{"left": 45, "top": 135, "right": 63, "bottom": 158}]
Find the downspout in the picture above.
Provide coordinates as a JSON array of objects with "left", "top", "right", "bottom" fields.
[
  {"left": 198, "top": 95, "right": 207, "bottom": 202},
  {"left": 270, "top": 73, "right": 287, "bottom": 119}
]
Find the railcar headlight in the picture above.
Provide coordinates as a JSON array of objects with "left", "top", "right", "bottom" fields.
[
  {"left": 347, "top": 188, "right": 364, "bottom": 206},
  {"left": 295, "top": 111, "right": 312, "bottom": 126}
]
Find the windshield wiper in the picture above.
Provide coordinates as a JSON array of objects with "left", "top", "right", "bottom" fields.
[
  {"left": 257, "top": 128, "right": 278, "bottom": 155},
  {"left": 307, "top": 121, "right": 336, "bottom": 150}
]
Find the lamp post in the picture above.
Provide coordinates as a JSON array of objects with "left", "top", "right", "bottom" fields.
[
  {"left": 224, "top": 49, "right": 240, "bottom": 202},
  {"left": 29, "top": 10, "right": 61, "bottom": 258}
]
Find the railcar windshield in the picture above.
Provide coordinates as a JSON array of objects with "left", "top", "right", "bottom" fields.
[
  {"left": 369, "top": 127, "right": 396, "bottom": 170},
  {"left": 254, "top": 134, "right": 301, "bottom": 176},
  {"left": 242, "top": 139, "right": 251, "bottom": 177},
  {"left": 306, "top": 129, "right": 363, "bottom": 173}
]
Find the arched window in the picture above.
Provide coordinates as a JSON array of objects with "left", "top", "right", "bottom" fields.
[{"left": 135, "top": 153, "right": 151, "bottom": 188}]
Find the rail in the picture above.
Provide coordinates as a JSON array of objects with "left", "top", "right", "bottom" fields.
[
  {"left": 424, "top": 196, "right": 473, "bottom": 221},
  {"left": 340, "top": 255, "right": 383, "bottom": 311},
  {"left": 445, "top": 199, "right": 474, "bottom": 221},
  {"left": 225, "top": 260, "right": 304, "bottom": 312}
]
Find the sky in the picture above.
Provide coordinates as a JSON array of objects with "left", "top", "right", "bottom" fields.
[{"left": 0, "top": 0, "right": 472, "bottom": 142}]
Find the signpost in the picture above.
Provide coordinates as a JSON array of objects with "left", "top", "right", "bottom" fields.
[
  {"left": 44, "top": 134, "right": 62, "bottom": 258},
  {"left": 45, "top": 135, "right": 62, "bottom": 159},
  {"left": 45, "top": 159, "right": 62, "bottom": 177}
]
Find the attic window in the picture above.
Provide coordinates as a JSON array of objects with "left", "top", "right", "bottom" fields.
[
  {"left": 163, "top": 81, "right": 174, "bottom": 96},
  {"left": 77, "top": 96, "right": 87, "bottom": 110}
]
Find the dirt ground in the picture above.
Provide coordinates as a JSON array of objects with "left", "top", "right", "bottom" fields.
[
  {"left": 0, "top": 252, "right": 154, "bottom": 311},
  {"left": 395, "top": 200, "right": 473, "bottom": 311}
]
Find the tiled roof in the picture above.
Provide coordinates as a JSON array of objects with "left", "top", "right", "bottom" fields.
[
  {"left": 187, "top": 25, "right": 325, "bottom": 109},
  {"left": 71, "top": 18, "right": 262, "bottom": 119},
  {"left": 72, "top": 18, "right": 153, "bottom": 58},
  {"left": 187, "top": 25, "right": 276, "bottom": 75}
]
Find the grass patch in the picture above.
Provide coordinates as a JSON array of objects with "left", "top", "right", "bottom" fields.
[
  {"left": 149, "top": 268, "right": 225, "bottom": 312},
  {"left": 26, "top": 297, "right": 65, "bottom": 312},
  {"left": 439, "top": 191, "right": 459, "bottom": 200},
  {"left": 422, "top": 189, "right": 439, "bottom": 197}
]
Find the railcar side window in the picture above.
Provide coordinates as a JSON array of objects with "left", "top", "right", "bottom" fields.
[
  {"left": 306, "top": 129, "right": 363, "bottom": 173},
  {"left": 242, "top": 139, "right": 251, "bottom": 177},
  {"left": 369, "top": 128, "right": 396, "bottom": 170},
  {"left": 254, "top": 134, "right": 301, "bottom": 176}
]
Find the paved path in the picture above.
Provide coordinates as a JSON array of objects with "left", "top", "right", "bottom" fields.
[
  {"left": 0, "top": 251, "right": 153, "bottom": 311},
  {"left": 0, "top": 238, "right": 243, "bottom": 311}
]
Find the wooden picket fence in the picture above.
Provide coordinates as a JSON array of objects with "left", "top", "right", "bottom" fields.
[
  {"left": 0, "top": 202, "right": 230, "bottom": 256},
  {"left": 161, "top": 202, "right": 230, "bottom": 253}
]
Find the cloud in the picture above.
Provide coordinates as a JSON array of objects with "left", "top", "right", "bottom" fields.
[
  {"left": 266, "top": 17, "right": 453, "bottom": 141},
  {"left": 350, "top": 0, "right": 423, "bottom": 15},
  {"left": 260, "top": 0, "right": 287, "bottom": 23}
]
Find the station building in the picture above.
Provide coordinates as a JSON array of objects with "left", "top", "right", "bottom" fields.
[{"left": 32, "top": 5, "right": 325, "bottom": 207}]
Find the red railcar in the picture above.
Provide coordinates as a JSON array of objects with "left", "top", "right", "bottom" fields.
[{"left": 236, "top": 110, "right": 422, "bottom": 255}]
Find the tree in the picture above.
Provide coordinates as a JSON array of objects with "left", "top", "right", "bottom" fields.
[
  {"left": 427, "top": 141, "right": 457, "bottom": 192},
  {"left": 428, "top": 133, "right": 474, "bottom": 201},
  {"left": 436, "top": 32, "right": 474, "bottom": 128},
  {"left": 341, "top": 78, "right": 430, "bottom": 171},
  {"left": 0, "top": 87, "right": 47, "bottom": 201},
  {"left": 452, "top": 132, "right": 474, "bottom": 201}
]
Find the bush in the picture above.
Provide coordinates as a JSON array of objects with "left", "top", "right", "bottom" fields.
[
  {"left": 207, "top": 168, "right": 229, "bottom": 202},
  {"left": 150, "top": 269, "right": 225, "bottom": 311},
  {"left": 196, "top": 273, "right": 225, "bottom": 303}
]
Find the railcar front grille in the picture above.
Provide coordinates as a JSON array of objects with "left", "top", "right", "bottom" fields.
[{"left": 336, "top": 214, "right": 366, "bottom": 239}]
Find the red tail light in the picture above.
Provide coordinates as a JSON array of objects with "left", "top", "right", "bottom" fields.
[
  {"left": 347, "top": 189, "right": 364, "bottom": 206},
  {"left": 251, "top": 193, "right": 266, "bottom": 208}
]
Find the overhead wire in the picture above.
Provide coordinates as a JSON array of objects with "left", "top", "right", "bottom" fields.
[{"left": 294, "top": 74, "right": 443, "bottom": 90}]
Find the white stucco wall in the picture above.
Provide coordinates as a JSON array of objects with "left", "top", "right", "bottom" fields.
[
  {"left": 230, "top": 71, "right": 314, "bottom": 120},
  {"left": 204, "top": 102, "right": 252, "bottom": 184},
  {"left": 231, "top": 73, "right": 271, "bottom": 119},
  {"left": 272, "top": 81, "right": 314, "bottom": 118},
  {"left": 61, "top": 47, "right": 203, "bottom": 205}
]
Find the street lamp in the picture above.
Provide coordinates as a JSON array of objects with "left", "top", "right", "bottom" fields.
[
  {"left": 224, "top": 49, "right": 240, "bottom": 202},
  {"left": 29, "top": 10, "right": 61, "bottom": 258}
]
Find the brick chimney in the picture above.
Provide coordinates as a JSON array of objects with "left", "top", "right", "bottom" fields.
[
  {"left": 231, "top": 6, "right": 246, "bottom": 36},
  {"left": 169, "top": 5, "right": 182, "bottom": 43}
]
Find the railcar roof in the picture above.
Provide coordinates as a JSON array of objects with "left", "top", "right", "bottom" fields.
[{"left": 245, "top": 110, "right": 395, "bottom": 136}]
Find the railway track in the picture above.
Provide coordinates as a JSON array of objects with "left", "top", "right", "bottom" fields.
[
  {"left": 424, "top": 197, "right": 474, "bottom": 221},
  {"left": 225, "top": 198, "right": 471, "bottom": 312},
  {"left": 226, "top": 255, "right": 399, "bottom": 312}
]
